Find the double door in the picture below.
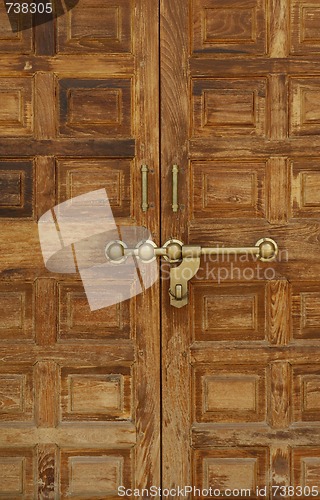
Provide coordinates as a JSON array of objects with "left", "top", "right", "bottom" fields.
[{"left": 1, "top": 0, "right": 320, "bottom": 497}]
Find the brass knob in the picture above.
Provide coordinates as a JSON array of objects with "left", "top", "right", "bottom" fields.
[
  {"left": 105, "top": 240, "right": 126, "bottom": 263},
  {"left": 137, "top": 241, "right": 156, "bottom": 262},
  {"left": 162, "top": 239, "right": 183, "bottom": 262},
  {"left": 256, "top": 238, "right": 278, "bottom": 262}
]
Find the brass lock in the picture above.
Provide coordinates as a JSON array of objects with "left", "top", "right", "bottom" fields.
[{"left": 105, "top": 238, "right": 278, "bottom": 308}]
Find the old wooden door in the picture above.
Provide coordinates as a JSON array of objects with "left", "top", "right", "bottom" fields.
[
  {"left": 161, "top": 0, "right": 320, "bottom": 497},
  {"left": 0, "top": 0, "right": 160, "bottom": 497}
]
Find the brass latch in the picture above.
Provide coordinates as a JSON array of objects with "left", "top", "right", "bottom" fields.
[{"left": 105, "top": 238, "right": 278, "bottom": 308}]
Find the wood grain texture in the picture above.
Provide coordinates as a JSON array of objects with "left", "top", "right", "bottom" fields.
[
  {"left": 134, "top": 0, "right": 160, "bottom": 494},
  {"left": 268, "top": 362, "right": 291, "bottom": 429},
  {"left": 0, "top": 1, "right": 160, "bottom": 496},
  {"left": 37, "top": 444, "right": 57, "bottom": 500},
  {"left": 35, "top": 361, "right": 59, "bottom": 428},
  {"left": 270, "top": 446, "right": 291, "bottom": 494},
  {"left": 162, "top": 0, "right": 320, "bottom": 491},
  {"left": 0, "top": 423, "right": 136, "bottom": 447},
  {"left": 3, "top": 0, "right": 320, "bottom": 492},
  {"left": 269, "top": 0, "right": 289, "bottom": 58},
  {"left": 34, "top": 18, "right": 55, "bottom": 56},
  {"left": 266, "top": 157, "right": 290, "bottom": 223},
  {"left": 267, "top": 280, "right": 291, "bottom": 345},
  {"left": 161, "top": 0, "right": 191, "bottom": 491},
  {"left": 268, "top": 75, "right": 288, "bottom": 140},
  {"left": 34, "top": 72, "right": 56, "bottom": 140},
  {"left": 35, "top": 156, "right": 56, "bottom": 220},
  {"left": 35, "top": 278, "right": 57, "bottom": 346}
]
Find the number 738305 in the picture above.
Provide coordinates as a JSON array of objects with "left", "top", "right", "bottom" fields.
[
  {"left": 272, "top": 485, "right": 319, "bottom": 497},
  {"left": 5, "top": 2, "right": 53, "bottom": 13}
]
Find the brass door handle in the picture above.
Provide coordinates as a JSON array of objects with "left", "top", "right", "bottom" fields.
[
  {"left": 172, "top": 164, "right": 179, "bottom": 212},
  {"left": 105, "top": 238, "right": 278, "bottom": 308},
  {"left": 141, "top": 164, "right": 149, "bottom": 212}
]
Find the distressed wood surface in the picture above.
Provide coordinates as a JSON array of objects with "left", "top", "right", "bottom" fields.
[
  {"left": 133, "top": 2, "right": 160, "bottom": 493},
  {"left": 267, "top": 280, "right": 291, "bottom": 345},
  {"left": 0, "top": 0, "right": 160, "bottom": 497},
  {"left": 161, "top": 0, "right": 191, "bottom": 491},
  {"left": 162, "top": 0, "right": 320, "bottom": 495}
]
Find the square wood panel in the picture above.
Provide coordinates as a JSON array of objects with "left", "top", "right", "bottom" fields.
[
  {"left": 57, "top": 0, "right": 132, "bottom": 53},
  {"left": 193, "top": 448, "right": 268, "bottom": 496},
  {"left": 0, "top": 2, "right": 33, "bottom": 53},
  {"left": 192, "top": 78, "right": 267, "bottom": 137},
  {"left": 0, "top": 282, "right": 34, "bottom": 343},
  {"left": 191, "top": 282, "right": 266, "bottom": 341},
  {"left": 291, "top": 1, "right": 320, "bottom": 55},
  {"left": 193, "top": 365, "right": 267, "bottom": 423},
  {"left": 0, "top": 448, "right": 35, "bottom": 496},
  {"left": 292, "top": 283, "right": 320, "bottom": 340},
  {"left": 0, "top": 78, "right": 33, "bottom": 137},
  {"left": 292, "top": 365, "right": 320, "bottom": 422},
  {"left": 293, "top": 448, "right": 320, "bottom": 489},
  {"left": 60, "top": 449, "right": 132, "bottom": 499},
  {"left": 58, "top": 281, "right": 132, "bottom": 342},
  {"left": 58, "top": 78, "right": 132, "bottom": 137},
  {"left": 61, "top": 365, "right": 132, "bottom": 422},
  {"left": 0, "top": 365, "right": 34, "bottom": 422},
  {"left": 191, "top": 0, "right": 267, "bottom": 55},
  {"left": 191, "top": 160, "right": 266, "bottom": 219},
  {"left": 290, "top": 78, "right": 320, "bottom": 136},
  {"left": 0, "top": 160, "right": 33, "bottom": 218},
  {"left": 292, "top": 159, "right": 320, "bottom": 217},
  {"left": 56, "top": 158, "right": 133, "bottom": 219}
]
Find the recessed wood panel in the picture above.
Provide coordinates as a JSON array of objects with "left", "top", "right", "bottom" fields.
[
  {"left": 290, "top": 79, "right": 320, "bottom": 136},
  {"left": 292, "top": 159, "right": 320, "bottom": 217},
  {"left": 191, "top": 283, "right": 266, "bottom": 341},
  {"left": 291, "top": 1, "right": 320, "bottom": 54},
  {"left": 61, "top": 449, "right": 132, "bottom": 498},
  {"left": 57, "top": 0, "right": 132, "bottom": 53},
  {"left": 59, "top": 78, "right": 132, "bottom": 137},
  {"left": 292, "top": 283, "right": 320, "bottom": 339},
  {"left": 192, "top": 78, "right": 267, "bottom": 137},
  {"left": 0, "top": 78, "right": 33, "bottom": 136},
  {"left": 56, "top": 158, "right": 133, "bottom": 219},
  {"left": 0, "top": 448, "right": 34, "bottom": 496},
  {"left": 293, "top": 366, "right": 320, "bottom": 422},
  {"left": 0, "top": 2, "right": 33, "bottom": 53},
  {"left": 0, "top": 160, "right": 33, "bottom": 217},
  {"left": 193, "top": 365, "right": 266, "bottom": 423},
  {"left": 193, "top": 448, "right": 268, "bottom": 493},
  {"left": 0, "top": 457, "right": 23, "bottom": 494},
  {"left": 0, "top": 282, "right": 34, "bottom": 342},
  {"left": 61, "top": 366, "right": 132, "bottom": 421},
  {"left": 58, "top": 281, "right": 131, "bottom": 342},
  {"left": 0, "top": 376, "right": 23, "bottom": 413},
  {"left": 0, "top": 366, "right": 33, "bottom": 422},
  {"left": 192, "top": 0, "right": 266, "bottom": 55},
  {"left": 191, "top": 160, "right": 266, "bottom": 219},
  {"left": 293, "top": 448, "right": 320, "bottom": 488}
]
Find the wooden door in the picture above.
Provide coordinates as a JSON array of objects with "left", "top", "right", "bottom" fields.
[
  {"left": 0, "top": 1, "right": 160, "bottom": 497},
  {"left": 161, "top": 0, "right": 320, "bottom": 497}
]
